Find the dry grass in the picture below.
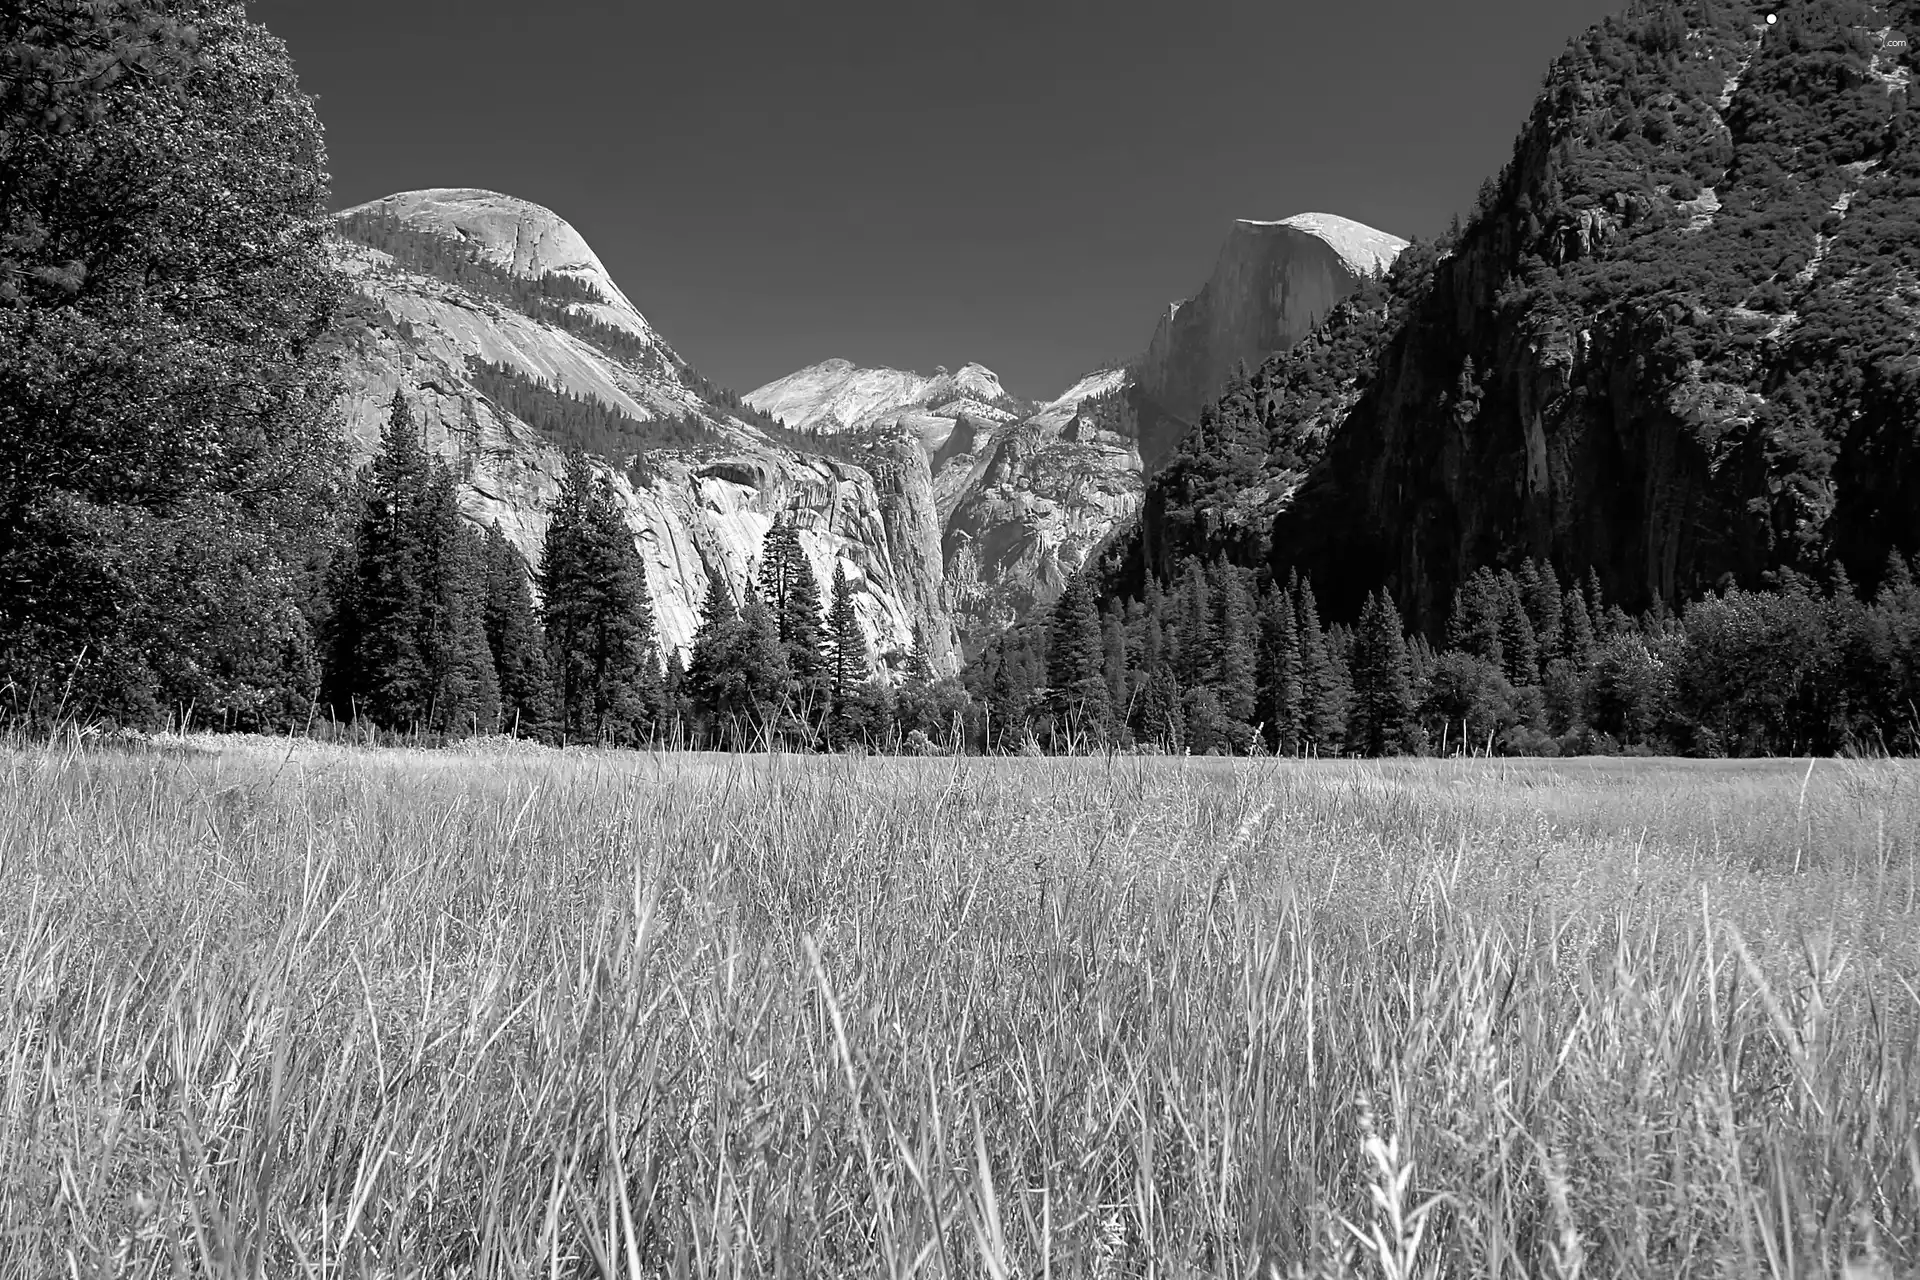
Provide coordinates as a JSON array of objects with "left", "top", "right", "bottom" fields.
[{"left": 3, "top": 736, "right": 1917, "bottom": 1278}]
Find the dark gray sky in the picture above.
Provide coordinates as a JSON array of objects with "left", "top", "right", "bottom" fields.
[{"left": 257, "top": 0, "right": 1620, "bottom": 400}]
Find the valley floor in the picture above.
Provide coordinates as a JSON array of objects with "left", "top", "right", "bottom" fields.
[{"left": 4, "top": 738, "right": 1917, "bottom": 1277}]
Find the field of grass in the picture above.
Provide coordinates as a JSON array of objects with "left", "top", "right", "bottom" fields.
[{"left": 3, "top": 737, "right": 1918, "bottom": 1279}]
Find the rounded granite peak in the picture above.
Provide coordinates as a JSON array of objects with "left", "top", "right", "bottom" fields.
[
  {"left": 1232, "top": 212, "right": 1409, "bottom": 278},
  {"left": 339, "top": 187, "right": 645, "bottom": 305}
]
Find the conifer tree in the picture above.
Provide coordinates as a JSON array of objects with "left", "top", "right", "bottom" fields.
[
  {"left": 1047, "top": 573, "right": 1112, "bottom": 743},
  {"left": 481, "top": 522, "right": 552, "bottom": 738},
  {"left": 1294, "top": 575, "right": 1346, "bottom": 753},
  {"left": 339, "top": 391, "right": 434, "bottom": 729},
  {"left": 539, "top": 453, "right": 662, "bottom": 745},
  {"left": 904, "top": 622, "right": 935, "bottom": 685},
  {"left": 758, "top": 516, "right": 827, "bottom": 692},
  {"left": 1256, "top": 587, "right": 1304, "bottom": 754},
  {"left": 1172, "top": 558, "right": 1215, "bottom": 689},
  {"left": 826, "top": 562, "right": 867, "bottom": 740},
  {"left": 1562, "top": 586, "right": 1597, "bottom": 669},
  {"left": 1497, "top": 570, "right": 1541, "bottom": 687},
  {"left": 1519, "top": 558, "right": 1564, "bottom": 667},
  {"left": 1213, "top": 559, "right": 1259, "bottom": 733},
  {"left": 1447, "top": 567, "right": 1506, "bottom": 670},
  {"left": 1349, "top": 589, "right": 1419, "bottom": 756},
  {"left": 1103, "top": 606, "right": 1132, "bottom": 730},
  {"left": 660, "top": 649, "right": 691, "bottom": 744},
  {"left": 418, "top": 465, "right": 500, "bottom": 736}
]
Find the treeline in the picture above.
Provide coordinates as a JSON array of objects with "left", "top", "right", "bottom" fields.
[
  {"left": 968, "top": 554, "right": 1920, "bottom": 758},
  {"left": 312, "top": 393, "right": 969, "bottom": 750},
  {"left": 466, "top": 359, "right": 731, "bottom": 460}
]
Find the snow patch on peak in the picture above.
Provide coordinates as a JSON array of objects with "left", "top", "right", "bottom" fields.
[
  {"left": 1235, "top": 212, "right": 1408, "bottom": 277},
  {"left": 746, "top": 359, "right": 1014, "bottom": 434}
]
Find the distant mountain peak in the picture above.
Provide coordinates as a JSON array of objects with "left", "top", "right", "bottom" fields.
[{"left": 745, "top": 358, "right": 1014, "bottom": 434}]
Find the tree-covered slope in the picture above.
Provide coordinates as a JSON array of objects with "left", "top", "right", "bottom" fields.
[{"left": 1134, "top": 0, "right": 1920, "bottom": 634}]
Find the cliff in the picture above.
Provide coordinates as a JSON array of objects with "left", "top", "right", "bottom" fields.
[
  {"left": 328, "top": 190, "right": 961, "bottom": 675},
  {"left": 1266, "top": 1, "right": 1920, "bottom": 629},
  {"left": 1134, "top": 213, "right": 1407, "bottom": 468}
]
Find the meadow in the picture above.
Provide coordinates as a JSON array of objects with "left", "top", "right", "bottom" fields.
[{"left": 3, "top": 737, "right": 1917, "bottom": 1279}]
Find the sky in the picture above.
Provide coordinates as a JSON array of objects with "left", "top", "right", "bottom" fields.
[{"left": 257, "top": 0, "right": 1622, "bottom": 401}]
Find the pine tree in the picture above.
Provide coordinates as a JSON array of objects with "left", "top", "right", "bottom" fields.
[
  {"left": 417, "top": 464, "right": 500, "bottom": 736},
  {"left": 1256, "top": 587, "right": 1304, "bottom": 753},
  {"left": 481, "top": 522, "right": 552, "bottom": 738},
  {"left": 340, "top": 391, "right": 434, "bottom": 729},
  {"left": 1349, "top": 589, "right": 1419, "bottom": 756},
  {"left": 758, "top": 516, "right": 827, "bottom": 692},
  {"left": 1447, "top": 567, "right": 1506, "bottom": 670},
  {"left": 1497, "top": 570, "right": 1541, "bottom": 687},
  {"left": 1561, "top": 586, "right": 1597, "bottom": 670},
  {"left": 1172, "top": 558, "right": 1215, "bottom": 689},
  {"left": 1047, "top": 573, "right": 1112, "bottom": 744},
  {"left": 904, "top": 622, "right": 935, "bottom": 684},
  {"left": 826, "top": 562, "right": 867, "bottom": 742},
  {"left": 1213, "top": 559, "right": 1259, "bottom": 735},
  {"left": 1294, "top": 575, "right": 1346, "bottom": 753},
  {"left": 1103, "top": 606, "right": 1132, "bottom": 730},
  {"left": 1519, "top": 558, "right": 1564, "bottom": 667},
  {"left": 539, "top": 453, "right": 662, "bottom": 745}
]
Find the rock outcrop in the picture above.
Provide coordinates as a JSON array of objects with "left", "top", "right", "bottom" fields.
[
  {"left": 1135, "top": 214, "right": 1407, "bottom": 468},
  {"left": 1264, "top": 6, "right": 1920, "bottom": 630},
  {"left": 328, "top": 190, "right": 960, "bottom": 675}
]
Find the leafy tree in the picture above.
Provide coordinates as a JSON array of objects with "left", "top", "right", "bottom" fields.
[
  {"left": 539, "top": 453, "right": 661, "bottom": 744},
  {"left": 1422, "top": 652, "right": 1522, "bottom": 754},
  {"left": 481, "top": 522, "right": 552, "bottom": 738},
  {"left": 0, "top": 1, "right": 342, "bottom": 724}
]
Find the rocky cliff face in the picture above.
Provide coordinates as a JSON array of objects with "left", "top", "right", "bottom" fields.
[
  {"left": 1135, "top": 213, "right": 1407, "bottom": 468},
  {"left": 747, "top": 360, "right": 1141, "bottom": 656},
  {"left": 1268, "top": 2, "right": 1920, "bottom": 630},
  {"left": 328, "top": 190, "right": 960, "bottom": 675}
]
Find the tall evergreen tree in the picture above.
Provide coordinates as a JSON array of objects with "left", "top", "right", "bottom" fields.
[
  {"left": 758, "top": 516, "right": 827, "bottom": 692},
  {"left": 1103, "top": 605, "right": 1132, "bottom": 730},
  {"left": 687, "top": 569, "right": 792, "bottom": 747},
  {"left": 481, "top": 522, "right": 552, "bottom": 738},
  {"left": 1561, "top": 586, "right": 1597, "bottom": 670},
  {"left": 1519, "top": 558, "right": 1564, "bottom": 667},
  {"left": 1447, "top": 567, "right": 1506, "bottom": 670},
  {"left": 539, "top": 453, "right": 662, "bottom": 745},
  {"left": 1256, "top": 587, "right": 1304, "bottom": 754},
  {"left": 418, "top": 465, "right": 500, "bottom": 735},
  {"left": 1048, "top": 573, "right": 1112, "bottom": 743},
  {"left": 1497, "top": 570, "right": 1541, "bottom": 687},
  {"left": 826, "top": 562, "right": 867, "bottom": 740},
  {"left": 1213, "top": 559, "right": 1259, "bottom": 734},
  {"left": 1349, "top": 589, "right": 1419, "bottom": 756},
  {"left": 1172, "top": 558, "right": 1215, "bottom": 689},
  {"left": 1294, "top": 575, "right": 1346, "bottom": 753},
  {"left": 338, "top": 391, "right": 434, "bottom": 729}
]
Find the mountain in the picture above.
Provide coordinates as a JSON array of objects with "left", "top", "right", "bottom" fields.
[
  {"left": 326, "top": 189, "right": 958, "bottom": 674},
  {"left": 744, "top": 212, "right": 1403, "bottom": 653},
  {"left": 1133, "top": 213, "right": 1408, "bottom": 467},
  {"left": 1245, "top": 0, "right": 1920, "bottom": 630},
  {"left": 746, "top": 359, "right": 1020, "bottom": 434}
]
